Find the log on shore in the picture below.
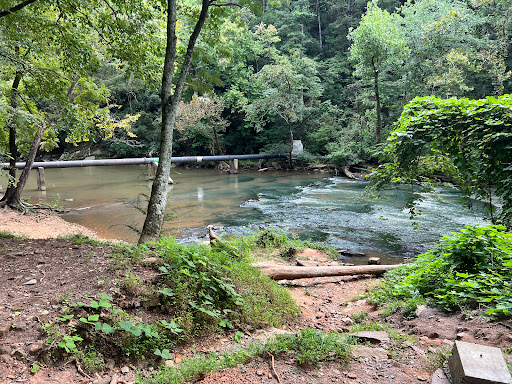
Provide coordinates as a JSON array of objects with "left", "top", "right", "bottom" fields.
[{"left": 256, "top": 264, "right": 401, "bottom": 280}]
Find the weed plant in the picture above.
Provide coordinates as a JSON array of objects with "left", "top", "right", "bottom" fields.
[
  {"left": 369, "top": 225, "right": 512, "bottom": 318},
  {"left": 0, "top": 231, "right": 18, "bottom": 239},
  {"left": 141, "top": 328, "right": 353, "bottom": 384}
]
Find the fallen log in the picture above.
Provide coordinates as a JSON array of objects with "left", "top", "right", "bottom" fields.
[
  {"left": 342, "top": 166, "right": 357, "bottom": 179},
  {"left": 256, "top": 264, "right": 401, "bottom": 280}
]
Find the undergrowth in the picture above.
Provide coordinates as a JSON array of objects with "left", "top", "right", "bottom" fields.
[
  {"left": 43, "top": 229, "right": 308, "bottom": 369},
  {"left": 140, "top": 328, "right": 353, "bottom": 384},
  {"left": 369, "top": 225, "right": 512, "bottom": 318}
]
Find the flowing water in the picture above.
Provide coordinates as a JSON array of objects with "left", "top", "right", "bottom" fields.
[{"left": 10, "top": 165, "right": 486, "bottom": 264}]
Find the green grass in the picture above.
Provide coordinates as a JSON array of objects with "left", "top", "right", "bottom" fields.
[
  {"left": 61, "top": 233, "right": 104, "bottom": 246},
  {"left": 139, "top": 328, "right": 353, "bottom": 384},
  {"left": 0, "top": 231, "right": 19, "bottom": 239}
]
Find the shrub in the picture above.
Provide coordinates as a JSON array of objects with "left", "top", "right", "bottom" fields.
[{"left": 369, "top": 225, "right": 512, "bottom": 317}]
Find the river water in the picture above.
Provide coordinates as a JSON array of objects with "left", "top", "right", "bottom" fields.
[{"left": 13, "top": 166, "right": 486, "bottom": 263}]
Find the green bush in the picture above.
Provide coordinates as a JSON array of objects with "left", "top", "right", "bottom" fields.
[{"left": 369, "top": 225, "right": 512, "bottom": 317}]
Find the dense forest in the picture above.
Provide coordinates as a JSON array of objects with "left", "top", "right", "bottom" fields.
[{"left": 2, "top": 0, "right": 511, "bottom": 165}]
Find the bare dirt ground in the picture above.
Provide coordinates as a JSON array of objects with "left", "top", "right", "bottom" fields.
[{"left": 1, "top": 209, "right": 511, "bottom": 384}]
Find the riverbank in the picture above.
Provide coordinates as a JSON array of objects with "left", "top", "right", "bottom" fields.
[
  {"left": 1, "top": 210, "right": 511, "bottom": 384},
  {"left": 0, "top": 209, "right": 99, "bottom": 240}
]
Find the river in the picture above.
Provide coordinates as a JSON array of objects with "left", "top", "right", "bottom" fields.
[{"left": 13, "top": 165, "right": 486, "bottom": 263}]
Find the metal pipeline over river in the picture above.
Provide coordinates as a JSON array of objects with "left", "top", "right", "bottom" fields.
[{"left": 0, "top": 153, "right": 288, "bottom": 169}]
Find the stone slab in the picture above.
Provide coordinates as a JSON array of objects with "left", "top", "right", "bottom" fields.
[
  {"left": 448, "top": 341, "right": 512, "bottom": 384},
  {"left": 351, "top": 331, "right": 390, "bottom": 345},
  {"left": 352, "top": 346, "right": 389, "bottom": 361}
]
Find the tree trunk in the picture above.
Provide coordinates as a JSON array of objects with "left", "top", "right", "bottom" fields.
[
  {"left": 255, "top": 264, "right": 401, "bottom": 280},
  {"left": 372, "top": 57, "right": 381, "bottom": 143},
  {"left": 138, "top": 0, "right": 210, "bottom": 244},
  {"left": 288, "top": 120, "right": 293, "bottom": 168},
  {"left": 316, "top": 0, "right": 322, "bottom": 49},
  {"left": 2, "top": 126, "right": 45, "bottom": 207},
  {"left": 1, "top": 71, "right": 22, "bottom": 204},
  {"left": 212, "top": 126, "right": 223, "bottom": 155}
]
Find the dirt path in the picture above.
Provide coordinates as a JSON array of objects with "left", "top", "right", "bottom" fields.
[{"left": 1, "top": 211, "right": 511, "bottom": 384}]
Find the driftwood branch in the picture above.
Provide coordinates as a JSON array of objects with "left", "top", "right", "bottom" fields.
[
  {"left": 255, "top": 264, "right": 400, "bottom": 280},
  {"left": 342, "top": 166, "right": 357, "bottom": 179}
]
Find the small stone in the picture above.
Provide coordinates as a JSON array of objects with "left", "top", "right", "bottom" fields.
[
  {"left": 0, "top": 354, "right": 14, "bottom": 365},
  {"left": 368, "top": 257, "right": 381, "bottom": 265},
  {"left": 164, "top": 360, "right": 175, "bottom": 368},
  {"left": 256, "top": 370, "right": 265, "bottom": 376},
  {"left": 0, "top": 324, "right": 11, "bottom": 337},
  {"left": 23, "top": 279, "right": 37, "bottom": 285},
  {"left": 352, "top": 346, "right": 389, "bottom": 361},
  {"left": 121, "top": 365, "right": 130, "bottom": 374},
  {"left": 93, "top": 376, "right": 112, "bottom": 384},
  {"left": 432, "top": 368, "right": 451, "bottom": 384},
  {"left": 341, "top": 317, "right": 353, "bottom": 325},
  {"left": 456, "top": 332, "right": 467, "bottom": 340},
  {"left": 11, "top": 348, "right": 24, "bottom": 360},
  {"left": 346, "top": 373, "right": 357, "bottom": 379},
  {"left": 315, "top": 312, "right": 324, "bottom": 319},
  {"left": 417, "top": 376, "right": 427, "bottom": 381},
  {"left": 28, "top": 342, "right": 43, "bottom": 354},
  {"left": 0, "top": 345, "right": 12, "bottom": 355},
  {"left": 142, "top": 257, "right": 159, "bottom": 264}
]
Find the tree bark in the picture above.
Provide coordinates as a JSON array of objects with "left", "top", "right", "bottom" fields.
[
  {"left": 255, "top": 264, "right": 401, "bottom": 280},
  {"left": 372, "top": 57, "right": 381, "bottom": 143},
  {"left": 288, "top": 119, "right": 293, "bottom": 168},
  {"left": 138, "top": 0, "right": 210, "bottom": 244},
  {"left": 3, "top": 126, "right": 45, "bottom": 207},
  {"left": 1, "top": 71, "right": 22, "bottom": 204}
]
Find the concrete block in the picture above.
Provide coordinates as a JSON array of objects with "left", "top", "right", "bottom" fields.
[{"left": 448, "top": 341, "right": 512, "bottom": 384}]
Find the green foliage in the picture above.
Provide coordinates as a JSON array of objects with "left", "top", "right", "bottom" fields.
[
  {"left": 370, "top": 95, "right": 512, "bottom": 227},
  {"left": 0, "top": 231, "right": 18, "bottom": 239},
  {"left": 141, "top": 329, "right": 352, "bottom": 383},
  {"left": 348, "top": 1, "right": 409, "bottom": 81},
  {"left": 265, "top": 328, "right": 352, "bottom": 366},
  {"left": 63, "top": 234, "right": 103, "bottom": 246},
  {"left": 369, "top": 225, "right": 512, "bottom": 318}
]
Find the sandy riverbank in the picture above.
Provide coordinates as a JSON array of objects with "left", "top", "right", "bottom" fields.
[{"left": 0, "top": 208, "right": 99, "bottom": 239}]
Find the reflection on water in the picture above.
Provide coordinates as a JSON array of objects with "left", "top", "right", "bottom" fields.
[{"left": 8, "top": 166, "right": 486, "bottom": 262}]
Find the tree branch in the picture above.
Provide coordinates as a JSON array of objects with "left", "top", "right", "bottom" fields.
[
  {"left": 0, "top": 0, "right": 38, "bottom": 18},
  {"left": 209, "top": 2, "right": 242, "bottom": 7}
]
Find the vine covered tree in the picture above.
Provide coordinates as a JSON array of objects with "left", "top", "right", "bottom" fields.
[{"left": 369, "top": 95, "right": 512, "bottom": 228}]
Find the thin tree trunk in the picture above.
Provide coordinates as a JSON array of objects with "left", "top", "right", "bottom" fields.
[
  {"left": 316, "top": 0, "right": 322, "bottom": 49},
  {"left": 3, "top": 125, "right": 46, "bottom": 207},
  {"left": 212, "top": 126, "right": 223, "bottom": 155},
  {"left": 372, "top": 57, "right": 381, "bottom": 143},
  {"left": 288, "top": 119, "right": 293, "bottom": 168},
  {"left": 1, "top": 71, "right": 22, "bottom": 204},
  {"left": 139, "top": 0, "right": 210, "bottom": 244}
]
